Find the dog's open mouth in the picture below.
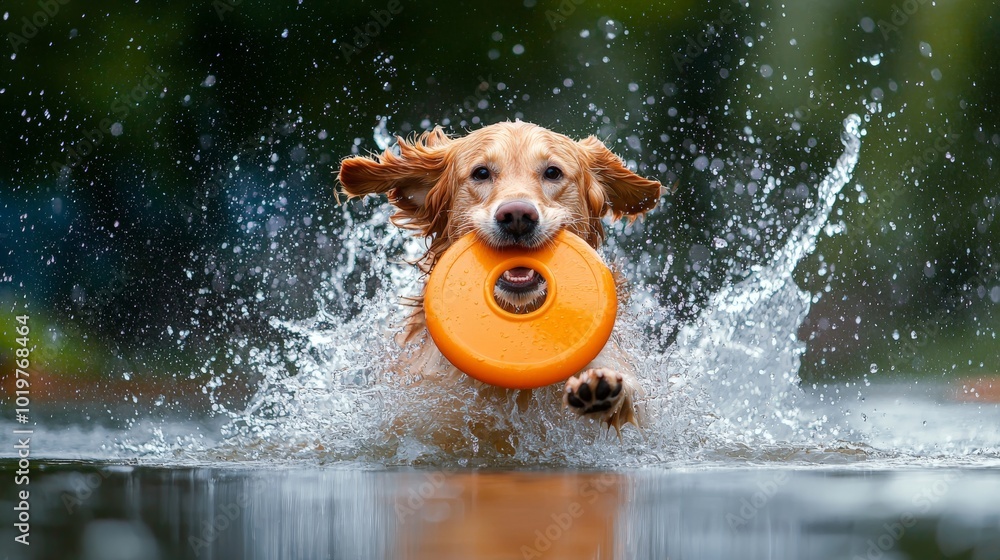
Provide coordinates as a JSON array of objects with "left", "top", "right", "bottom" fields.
[
  {"left": 497, "top": 267, "right": 542, "bottom": 293},
  {"left": 494, "top": 267, "right": 547, "bottom": 313}
]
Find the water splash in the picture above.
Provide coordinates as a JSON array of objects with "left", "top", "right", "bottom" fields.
[
  {"left": 667, "top": 115, "right": 863, "bottom": 447},
  {"left": 158, "top": 115, "right": 867, "bottom": 467}
]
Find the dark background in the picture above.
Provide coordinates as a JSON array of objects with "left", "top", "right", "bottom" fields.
[{"left": 1, "top": 0, "right": 997, "bottom": 416}]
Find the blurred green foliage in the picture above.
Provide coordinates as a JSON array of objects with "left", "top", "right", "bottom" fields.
[{"left": 0, "top": 0, "right": 997, "bottom": 396}]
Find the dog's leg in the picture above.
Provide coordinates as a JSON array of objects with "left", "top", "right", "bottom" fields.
[{"left": 562, "top": 339, "right": 644, "bottom": 433}]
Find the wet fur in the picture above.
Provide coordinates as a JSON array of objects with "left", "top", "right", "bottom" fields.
[{"left": 337, "top": 121, "right": 661, "bottom": 440}]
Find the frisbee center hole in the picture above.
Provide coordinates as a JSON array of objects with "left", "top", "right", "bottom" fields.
[{"left": 493, "top": 266, "right": 548, "bottom": 314}]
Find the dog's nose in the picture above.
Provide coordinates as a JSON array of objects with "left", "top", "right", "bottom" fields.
[{"left": 494, "top": 200, "right": 539, "bottom": 237}]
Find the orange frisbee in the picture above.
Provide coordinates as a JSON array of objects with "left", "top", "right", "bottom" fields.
[{"left": 424, "top": 230, "right": 617, "bottom": 389}]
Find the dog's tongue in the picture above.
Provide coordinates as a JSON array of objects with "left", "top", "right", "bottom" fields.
[{"left": 502, "top": 267, "right": 536, "bottom": 285}]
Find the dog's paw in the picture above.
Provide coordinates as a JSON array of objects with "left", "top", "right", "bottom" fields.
[
  {"left": 563, "top": 368, "right": 623, "bottom": 415},
  {"left": 564, "top": 368, "right": 640, "bottom": 433}
]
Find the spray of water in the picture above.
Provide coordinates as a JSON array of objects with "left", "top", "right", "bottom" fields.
[
  {"left": 666, "top": 115, "right": 864, "bottom": 453},
  {"left": 160, "top": 115, "right": 866, "bottom": 467}
]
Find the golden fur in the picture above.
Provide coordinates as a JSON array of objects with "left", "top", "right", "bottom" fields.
[{"left": 338, "top": 121, "right": 661, "bottom": 436}]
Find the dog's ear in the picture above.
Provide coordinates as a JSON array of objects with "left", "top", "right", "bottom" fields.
[
  {"left": 578, "top": 136, "right": 661, "bottom": 221},
  {"left": 337, "top": 127, "right": 453, "bottom": 233}
]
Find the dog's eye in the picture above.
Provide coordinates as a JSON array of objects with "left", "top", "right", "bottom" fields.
[
  {"left": 471, "top": 166, "right": 491, "bottom": 181},
  {"left": 543, "top": 166, "right": 563, "bottom": 180}
]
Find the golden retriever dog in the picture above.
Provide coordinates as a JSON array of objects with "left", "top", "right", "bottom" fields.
[{"left": 337, "top": 121, "right": 661, "bottom": 435}]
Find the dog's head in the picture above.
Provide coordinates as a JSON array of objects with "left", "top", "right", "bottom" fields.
[{"left": 338, "top": 121, "right": 661, "bottom": 311}]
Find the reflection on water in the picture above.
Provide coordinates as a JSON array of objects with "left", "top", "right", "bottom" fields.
[
  {"left": 397, "top": 471, "right": 622, "bottom": 559},
  {"left": 3, "top": 461, "right": 1000, "bottom": 560}
]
